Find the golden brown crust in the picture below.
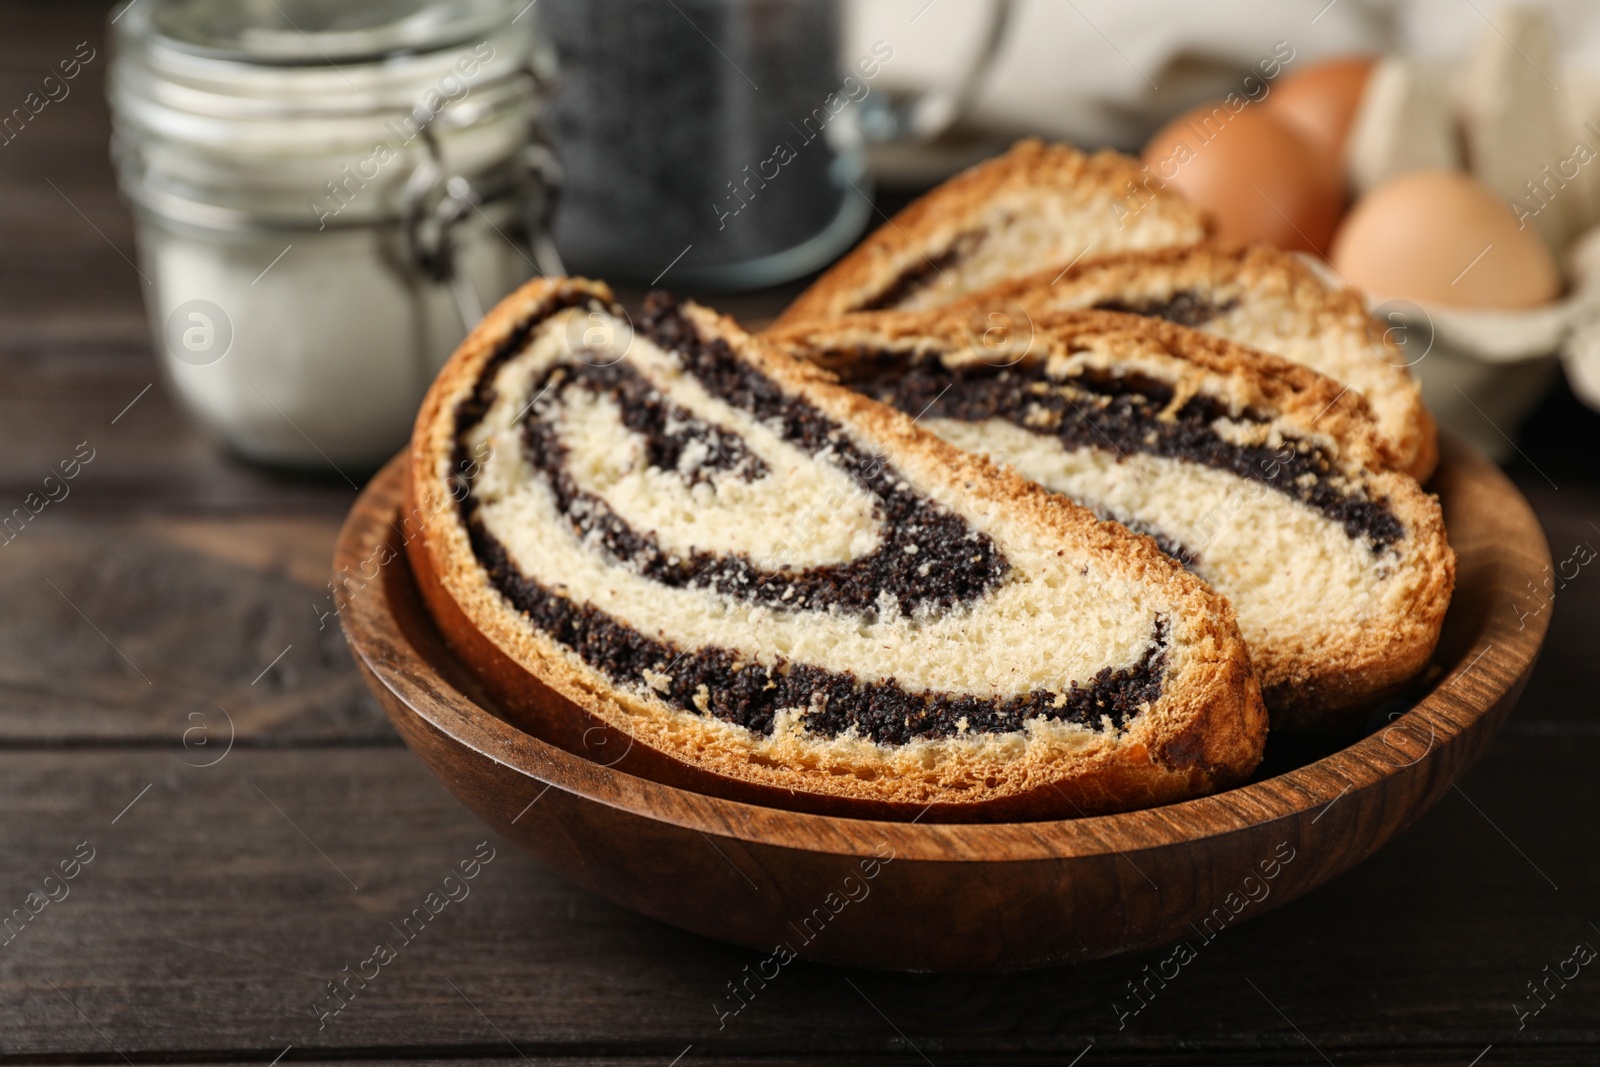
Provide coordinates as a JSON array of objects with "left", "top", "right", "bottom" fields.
[
  {"left": 406, "top": 277, "right": 1267, "bottom": 821},
  {"left": 767, "top": 307, "right": 1456, "bottom": 731},
  {"left": 772, "top": 139, "right": 1209, "bottom": 327}
]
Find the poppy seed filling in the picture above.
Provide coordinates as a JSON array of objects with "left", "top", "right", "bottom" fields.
[
  {"left": 449, "top": 292, "right": 1170, "bottom": 744},
  {"left": 521, "top": 328, "right": 1007, "bottom": 616},
  {"left": 845, "top": 354, "right": 1405, "bottom": 553},
  {"left": 1092, "top": 289, "right": 1239, "bottom": 328},
  {"left": 857, "top": 230, "right": 986, "bottom": 312}
]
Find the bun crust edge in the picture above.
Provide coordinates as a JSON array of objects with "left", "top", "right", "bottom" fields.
[{"left": 772, "top": 139, "right": 1210, "bottom": 328}]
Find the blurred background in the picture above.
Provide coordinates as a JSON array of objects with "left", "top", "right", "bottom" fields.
[
  {"left": 13, "top": 0, "right": 1600, "bottom": 472},
  {"left": 3, "top": 0, "right": 1599, "bottom": 1059}
]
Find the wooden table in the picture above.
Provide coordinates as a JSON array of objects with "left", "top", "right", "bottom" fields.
[{"left": 4, "top": 4, "right": 1598, "bottom": 1064}]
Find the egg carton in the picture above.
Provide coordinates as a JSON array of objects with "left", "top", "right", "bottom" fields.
[
  {"left": 1343, "top": 5, "right": 1600, "bottom": 455},
  {"left": 1394, "top": 231, "right": 1600, "bottom": 463}
]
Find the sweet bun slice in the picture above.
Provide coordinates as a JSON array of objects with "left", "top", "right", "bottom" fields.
[
  {"left": 769, "top": 309, "right": 1455, "bottom": 730},
  {"left": 771, "top": 139, "right": 1208, "bottom": 327},
  {"left": 937, "top": 242, "right": 1438, "bottom": 481},
  {"left": 408, "top": 277, "right": 1266, "bottom": 821}
]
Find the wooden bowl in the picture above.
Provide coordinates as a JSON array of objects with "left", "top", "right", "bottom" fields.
[{"left": 338, "top": 438, "right": 1549, "bottom": 971}]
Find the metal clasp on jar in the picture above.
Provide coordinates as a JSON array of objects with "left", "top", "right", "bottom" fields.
[{"left": 405, "top": 84, "right": 564, "bottom": 331}]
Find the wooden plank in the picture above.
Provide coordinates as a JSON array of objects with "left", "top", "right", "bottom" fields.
[
  {"left": 0, "top": 2, "right": 146, "bottom": 334},
  {"left": 32, "top": 1054, "right": 1599, "bottom": 1067},
  {"left": 0, "top": 738, "right": 1594, "bottom": 1059},
  {"left": 0, "top": 350, "right": 369, "bottom": 510},
  {"left": 0, "top": 350, "right": 367, "bottom": 512},
  {"left": 0, "top": 514, "right": 387, "bottom": 743},
  {"left": 1503, "top": 481, "right": 1600, "bottom": 730}
]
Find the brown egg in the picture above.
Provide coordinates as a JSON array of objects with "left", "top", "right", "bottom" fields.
[
  {"left": 1266, "top": 55, "right": 1377, "bottom": 174},
  {"left": 1331, "top": 169, "right": 1561, "bottom": 309},
  {"left": 1142, "top": 103, "right": 1343, "bottom": 255}
]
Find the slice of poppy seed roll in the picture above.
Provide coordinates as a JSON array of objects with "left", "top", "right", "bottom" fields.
[
  {"left": 768, "top": 309, "right": 1455, "bottom": 730},
  {"left": 931, "top": 242, "right": 1438, "bottom": 481},
  {"left": 770, "top": 139, "right": 1208, "bottom": 326},
  {"left": 407, "top": 278, "right": 1266, "bottom": 821}
]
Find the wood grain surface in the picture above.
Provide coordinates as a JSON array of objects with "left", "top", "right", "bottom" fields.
[
  {"left": 1, "top": 1, "right": 1598, "bottom": 1063},
  {"left": 0, "top": 741, "right": 1595, "bottom": 1062}
]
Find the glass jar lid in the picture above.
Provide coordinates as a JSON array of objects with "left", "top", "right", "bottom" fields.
[
  {"left": 109, "top": 0, "right": 548, "bottom": 230},
  {"left": 133, "top": 0, "right": 519, "bottom": 66}
]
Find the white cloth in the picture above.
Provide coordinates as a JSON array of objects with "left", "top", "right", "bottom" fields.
[{"left": 846, "top": 0, "right": 1600, "bottom": 150}]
